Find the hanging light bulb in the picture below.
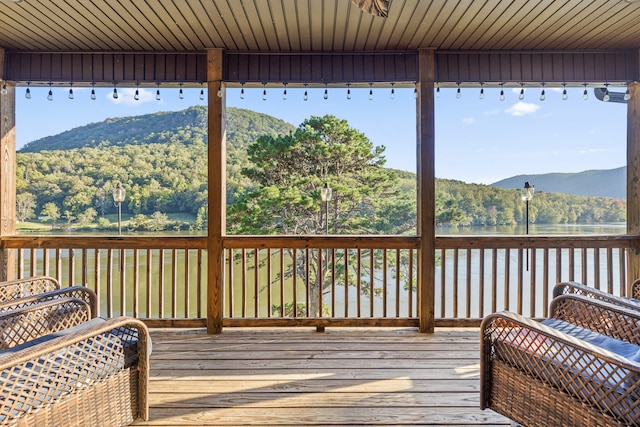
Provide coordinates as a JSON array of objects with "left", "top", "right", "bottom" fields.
[
  {"left": 324, "top": 84, "right": 328, "bottom": 100},
  {"left": 282, "top": 83, "right": 287, "bottom": 100},
  {"left": 413, "top": 82, "right": 418, "bottom": 99},
  {"left": 390, "top": 83, "right": 395, "bottom": 99},
  {"left": 436, "top": 84, "right": 440, "bottom": 98},
  {"left": 625, "top": 87, "right": 631, "bottom": 101},
  {"left": 90, "top": 83, "right": 96, "bottom": 100},
  {"left": 200, "top": 83, "right": 205, "bottom": 100},
  {"left": 540, "top": 83, "right": 546, "bottom": 101},
  {"left": 562, "top": 84, "right": 568, "bottom": 100},
  {"left": 499, "top": 83, "right": 505, "bottom": 101},
  {"left": 262, "top": 83, "right": 267, "bottom": 101},
  {"left": 519, "top": 84, "right": 525, "bottom": 100},
  {"left": 479, "top": 84, "right": 484, "bottom": 100},
  {"left": 217, "top": 85, "right": 222, "bottom": 98},
  {"left": 179, "top": 83, "right": 184, "bottom": 100},
  {"left": 346, "top": 83, "right": 351, "bottom": 100},
  {"left": 604, "top": 86, "right": 610, "bottom": 102},
  {"left": 47, "top": 83, "right": 53, "bottom": 101},
  {"left": 304, "top": 84, "right": 308, "bottom": 101},
  {"left": 583, "top": 84, "right": 588, "bottom": 101},
  {"left": 456, "top": 84, "right": 461, "bottom": 99},
  {"left": 156, "top": 84, "right": 161, "bottom": 101},
  {"left": 112, "top": 84, "right": 118, "bottom": 99},
  {"left": 25, "top": 83, "right": 31, "bottom": 99},
  {"left": 1, "top": 83, "right": 7, "bottom": 95},
  {"left": 134, "top": 84, "right": 140, "bottom": 101},
  {"left": 240, "top": 82, "right": 245, "bottom": 99},
  {"left": 68, "top": 83, "right": 74, "bottom": 100},
  {"left": 368, "top": 83, "right": 374, "bottom": 101}
]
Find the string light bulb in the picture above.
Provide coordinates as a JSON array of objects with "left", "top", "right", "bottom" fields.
[
  {"left": 90, "top": 83, "right": 96, "bottom": 100},
  {"left": 456, "top": 83, "right": 461, "bottom": 99},
  {"left": 413, "top": 82, "right": 418, "bottom": 99},
  {"left": 179, "top": 83, "right": 184, "bottom": 100},
  {"left": 134, "top": 84, "right": 140, "bottom": 101},
  {"left": 324, "top": 84, "right": 328, "bottom": 100},
  {"left": 604, "top": 85, "right": 610, "bottom": 102},
  {"left": 47, "top": 83, "right": 53, "bottom": 101},
  {"left": 199, "top": 83, "right": 205, "bottom": 100},
  {"left": 346, "top": 83, "right": 351, "bottom": 100},
  {"left": 68, "top": 83, "right": 75, "bottom": 100},
  {"left": 25, "top": 83, "right": 31, "bottom": 99},
  {"left": 479, "top": 84, "right": 484, "bottom": 100},
  {"left": 282, "top": 83, "right": 287, "bottom": 101},
  {"left": 625, "top": 87, "right": 631, "bottom": 101},
  {"left": 303, "top": 83, "right": 308, "bottom": 101},
  {"left": 436, "top": 84, "right": 440, "bottom": 98},
  {"left": 368, "top": 83, "right": 373, "bottom": 101},
  {"left": 262, "top": 83, "right": 267, "bottom": 101},
  {"left": 390, "top": 82, "right": 395, "bottom": 99},
  {"left": 583, "top": 84, "right": 588, "bottom": 100},
  {"left": 240, "top": 82, "right": 245, "bottom": 99},
  {"left": 156, "top": 84, "right": 161, "bottom": 101},
  {"left": 112, "top": 83, "right": 118, "bottom": 99},
  {"left": 217, "top": 85, "right": 222, "bottom": 98},
  {"left": 0, "top": 83, "right": 7, "bottom": 95},
  {"left": 519, "top": 84, "right": 525, "bottom": 100},
  {"left": 562, "top": 83, "right": 568, "bottom": 100},
  {"left": 540, "top": 84, "right": 546, "bottom": 101},
  {"left": 499, "top": 83, "right": 505, "bottom": 101}
]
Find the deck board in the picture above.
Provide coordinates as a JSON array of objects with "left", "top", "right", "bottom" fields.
[{"left": 135, "top": 328, "right": 510, "bottom": 426}]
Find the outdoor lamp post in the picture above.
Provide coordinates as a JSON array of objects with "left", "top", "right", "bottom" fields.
[
  {"left": 521, "top": 181, "right": 534, "bottom": 270},
  {"left": 112, "top": 182, "right": 126, "bottom": 235},
  {"left": 321, "top": 183, "right": 332, "bottom": 234}
]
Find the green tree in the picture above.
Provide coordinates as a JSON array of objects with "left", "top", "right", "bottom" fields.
[
  {"left": 16, "top": 193, "right": 37, "bottom": 222},
  {"left": 229, "top": 114, "right": 412, "bottom": 316},
  {"left": 40, "top": 202, "right": 60, "bottom": 229}
]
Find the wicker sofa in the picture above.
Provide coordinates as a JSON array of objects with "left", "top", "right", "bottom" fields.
[
  {"left": 553, "top": 280, "right": 640, "bottom": 311},
  {"left": 0, "top": 276, "right": 60, "bottom": 300},
  {"left": 481, "top": 294, "right": 640, "bottom": 426}
]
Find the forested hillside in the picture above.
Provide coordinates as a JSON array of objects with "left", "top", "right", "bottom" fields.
[{"left": 16, "top": 107, "right": 626, "bottom": 233}]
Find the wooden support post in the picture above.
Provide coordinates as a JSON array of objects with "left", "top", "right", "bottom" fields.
[
  {"left": 627, "top": 81, "right": 640, "bottom": 292},
  {"left": 0, "top": 47, "right": 16, "bottom": 281},
  {"left": 417, "top": 49, "right": 435, "bottom": 333},
  {"left": 207, "top": 49, "right": 225, "bottom": 334}
]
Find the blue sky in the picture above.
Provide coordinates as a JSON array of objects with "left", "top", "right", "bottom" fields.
[{"left": 15, "top": 84, "right": 628, "bottom": 185}]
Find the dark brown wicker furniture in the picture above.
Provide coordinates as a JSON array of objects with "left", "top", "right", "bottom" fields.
[
  {"left": 633, "top": 278, "right": 640, "bottom": 300},
  {"left": 553, "top": 280, "right": 640, "bottom": 311},
  {"left": 481, "top": 294, "right": 640, "bottom": 426},
  {"left": 0, "top": 316, "right": 150, "bottom": 426}
]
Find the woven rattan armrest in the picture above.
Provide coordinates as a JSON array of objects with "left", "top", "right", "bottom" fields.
[
  {"left": 632, "top": 278, "right": 640, "bottom": 300},
  {"left": 0, "top": 297, "right": 92, "bottom": 350},
  {"left": 480, "top": 310, "right": 640, "bottom": 425},
  {"left": 0, "top": 276, "right": 60, "bottom": 302},
  {"left": 552, "top": 281, "right": 640, "bottom": 312},
  {"left": 549, "top": 294, "right": 640, "bottom": 344},
  {"left": 0, "top": 316, "right": 150, "bottom": 425},
  {"left": 0, "top": 286, "right": 98, "bottom": 318}
]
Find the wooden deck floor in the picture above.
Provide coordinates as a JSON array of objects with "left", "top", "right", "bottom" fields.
[{"left": 134, "top": 328, "right": 510, "bottom": 427}]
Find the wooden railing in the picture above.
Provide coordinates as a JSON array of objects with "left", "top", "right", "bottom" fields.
[{"left": 1, "top": 234, "right": 636, "bottom": 328}]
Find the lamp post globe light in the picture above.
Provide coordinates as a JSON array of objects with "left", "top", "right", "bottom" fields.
[
  {"left": 112, "top": 182, "right": 126, "bottom": 235},
  {"left": 321, "top": 183, "right": 332, "bottom": 235},
  {"left": 520, "top": 181, "right": 535, "bottom": 235}
]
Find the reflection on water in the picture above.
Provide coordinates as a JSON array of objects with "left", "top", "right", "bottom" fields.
[{"left": 437, "top": 222, "right": 626, "bottom": 235}]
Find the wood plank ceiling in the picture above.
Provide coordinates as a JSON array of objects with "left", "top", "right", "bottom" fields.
[{"left": 1, "top": 0, "right": 640, "bottom": 53}]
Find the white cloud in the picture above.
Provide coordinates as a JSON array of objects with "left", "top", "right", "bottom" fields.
[
  {"left": 505, "top": 101, "right": 540, "bottom": 117},
  {"left": 484, "top": 109, "right": 500, "bottom": 116},
  {"left": 108, "top": 88, "right": 156, "bottom": 105},
  {"left": 462, "top": 117, "right": 475, "bottom": 125}
]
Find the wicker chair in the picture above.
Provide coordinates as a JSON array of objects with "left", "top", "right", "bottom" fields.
[
  {"left": 0, "top": 276, "right": 60, "bottom": 301},
  {"left": 481, "top": 294, "right": 640, "bottom": 426},
  {"left": 632, "top": 278, "right": 640, "bottom": 300},
  {"left": 0, "top": 297, "right": 92, "bottom": 350},
  {"left": 0, "top": 316, "right": 150, "bottom": 426},
  {"left": 0, "top": 286, "right": 98, "bottom": 317},
  {"left": 553, "top": 281, "right": 640, "bottom": 311}
]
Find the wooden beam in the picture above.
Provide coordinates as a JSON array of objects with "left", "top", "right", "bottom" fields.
[
  {"left": 627, "top": 80, "right": 640, "bottom": 290},
  {"left": 417, "top": 49, "right": 435, "bottom": 333},
  {"left": 0, "top": 47, "right": 16, "bottom": 281},
  {"left": 207, "top": 49, "right": 225, "bottom": 334}
]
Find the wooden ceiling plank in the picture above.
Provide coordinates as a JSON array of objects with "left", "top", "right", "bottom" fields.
[
  {"left": 427, "top": 1, "right": 480, "bottom": 49},
  {"left": 175, "top": 1, "right": 221, "bottom": 49},
  {"left": 392, "top": 0, "right": 433, "bottom": 50},
  {"left": 439, "top": 0, "right": 496, "bottom": 50},
  {"left": 409, "top": 1, "right": 458, "bottom": 50},
  {"left": 366, "top": 1, "right": 396, "bottom": 51},
  {"left": 307, "top": 0, "right": 325, "bottom": 51},
  {"left": 262, "top": 0, "right": 291, "bottom": 52},
  {"left": 142, "top": 0, "right": 197, "bottom": 51},
  {"left": 108, "top": 0, "right": 170, "bottom": 51},
  {"left": 158, "top": 0, "right": 203, "bottom": 50},
  {"left": 351, "top": 10, "right": 375, "bottom": 51},
  {"left": 515, "top": 0, "right": 582, "bottom": 50},
  {"left": 129, "top": 0, "right": 186, "bottom": 51},
  {"left": 249, "top": 0, "right": 281, "bottom": 51},
  {"left": 341, "top": 0, "right": 364, "bottom": 51},
  {"left": 377, "top": 0, "right": 412, "bottom": 50},
  {"left": 562, "top": 3, "right": 639, "bottom": 50},
  {"left": 329, "top": 0, "right": 350, "bottom": 52},
  {"left": 210, "top": 0, "right": 248, "bottom": 51},
  {"left": 449, "top": 0, "right": 523, "bottom": 50},
  {"left": 226, "top": 0, "right": 260, "bottom": 51},
  {"left": 94, "top": 0, "right": 159, "bottom": 51}
]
